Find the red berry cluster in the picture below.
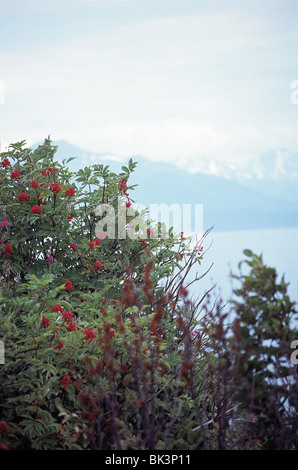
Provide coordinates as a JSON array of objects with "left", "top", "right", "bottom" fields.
[
  {"left": 92, "top": 261, "right": 102, "bottom": 271},
  {"left": 41, "top": 167, "right": 54, "bottom": 176},
  {"left": 18, "top": 192, "right": 29, "bottom": 202},
  {"left": 64, "top": 280, "right": 74, "bottom": 291},
  {"left": 11, "top": 171, "right": 20, "bottom": 180},
  {"left": 83, "top": 328, "right": 96, "bottom": 342},
  {"left": 32, "top": 205, "right": 42, "bottom": 215},
  {"left": 4, "top": 242, "right": 13, "bottom": 258},
  {"left": 41, "top": 316, "right": 50, "bottom": 328},
  {"left": 65, "top": 187, "right": 75, "bottom": 196},
  {"left": 50, "top": 182, "right": 61, "bottom": 195},
  {"left": 1, "top": 158, "right": 10, "bottom": 168},
  {"left": 59, "top": 375, "right": 71, "bottom": 390}
]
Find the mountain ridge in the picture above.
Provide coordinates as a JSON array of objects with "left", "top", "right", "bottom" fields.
[{"left": 32, "top": 139, "right": 298, "bottom": 232}]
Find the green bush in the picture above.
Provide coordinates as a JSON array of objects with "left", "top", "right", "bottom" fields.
[
  {"left": 229, "top": 251, "right": 298, "bottom": 449},
  {"left": 1, "top": 138, "right": 297, "bottom": 450},
  {"left": 0, "top": 139, "right": 208, "bottom": 450}
]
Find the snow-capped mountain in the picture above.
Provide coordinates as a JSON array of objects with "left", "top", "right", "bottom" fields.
[
  {"left": 244, "top": 149, "right": 298, "bottom": 181},
  {"left": 232, "top": 149, "right": 298, "bottom": 204},
  {"left": 178, "top": 148, "right": 298, "bottom": 182},
  {"left": 32, "top": 140, "right": 298, "bottom": 231},
  {"left": 175, "top": 148, "right": 298, "bottom": 204}
]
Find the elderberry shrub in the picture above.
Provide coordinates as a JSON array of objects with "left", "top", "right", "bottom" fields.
[
  {"left": 0, "top": 138, "right": 207, "bottom": 450},
  {"left": 1, "top": 139, "right": 297, "bottom": 450}
]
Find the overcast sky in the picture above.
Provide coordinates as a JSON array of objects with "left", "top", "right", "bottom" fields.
[{"left": 0, "top": 0, "right": 297, "bottom": 170}]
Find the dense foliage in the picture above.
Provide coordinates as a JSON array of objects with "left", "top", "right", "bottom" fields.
[{"left": 0, "top": 139, "right": 297, "bottom": 450}]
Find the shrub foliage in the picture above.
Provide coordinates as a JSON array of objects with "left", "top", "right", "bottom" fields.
[{"left": 0, "top": 139, "right": 297, "bottom": 450}]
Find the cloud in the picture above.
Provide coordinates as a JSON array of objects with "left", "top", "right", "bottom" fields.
[
  {"left": 56, "top": 118, "right": 297, "bottom": 170},
  {"left": 1, "top": 5, "right": 297, "bottom": 165}
]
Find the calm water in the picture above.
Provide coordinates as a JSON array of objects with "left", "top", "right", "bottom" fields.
[{"left": 184, "top": 227, "right": 298, "bottom": 307}]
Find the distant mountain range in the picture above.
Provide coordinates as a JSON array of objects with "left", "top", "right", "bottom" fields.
[
  {"left": 185, "top": 148, "right": 298, "bottom": 205},
  {"left": 33, "top": 140, "right": 298, "bottom": 233}
]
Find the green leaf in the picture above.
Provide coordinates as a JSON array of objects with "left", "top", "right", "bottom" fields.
[{"left": 243, "top": 248, "right": 253, "bottom": 257}]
